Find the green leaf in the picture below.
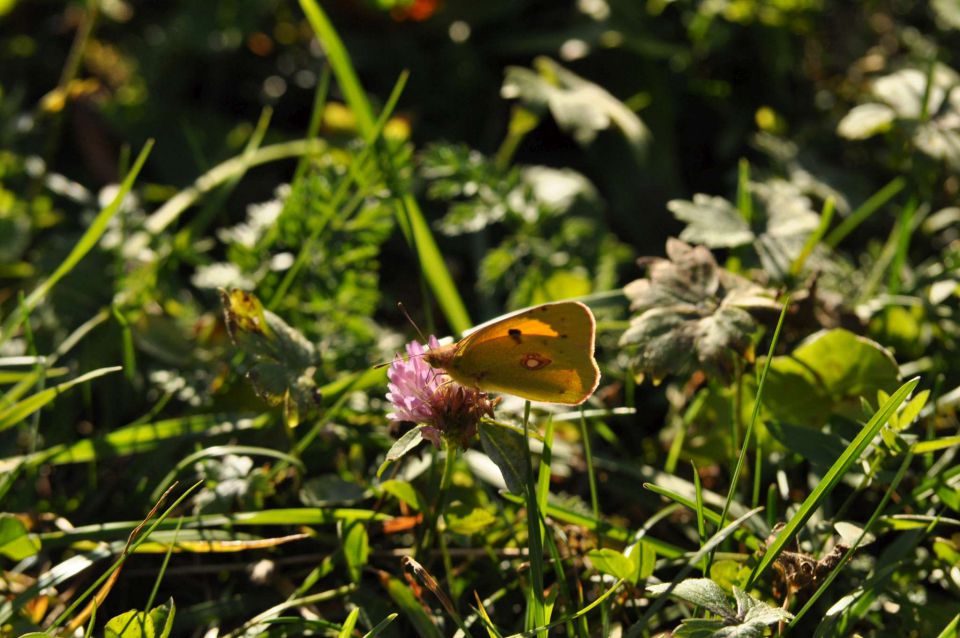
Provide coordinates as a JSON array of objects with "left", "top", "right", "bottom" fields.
[
  {"left": 765, "top": 420, "right": 847, "bottom": 470},
  {"left": 478, "top": 421, "right": 528, "bottom": 494},
  {"left": 362, "top": 613, "right": 398, "bottom": 638},
  {"left": 749, "top": 378, "right": 919, "bottom": 585},
  {"left": 104, "top": 598, "right": 176, "bottom": 638},
  {"left": 0, "top": 514, "right": 40, "bottom": 560},
  {"left": 445, "top": 504, "right": 497, "bottom": 535},
  {"left": 147, "top": 599, "right": 175, "bottom": 638},
  {"left": 934, "top": 0, "right": 960, "bottom": 29},
  {"left": 378, "top": 480, "right": 423, "bottom": 511},
  {"left": 762, "top": 329, "right": 900, "bottom": 427},
  {"left": 628, "top": 540, "right": 657, "bottom": 583},
  {"left": 734, "top": 587, "right": 793, "bottom": 627},
  {"left": 342, "top": 522, "right": 369, "bottom": 583},
  {"left": 937, "top": 614, "right": 960, "bottom": 638},
  {"left": 220, "top": 289, "right": 320, "bottom": 427},
  {"left": 377, "top": 426, "right": 426, "bottom": 477},
  {"left": 105, "top": 609, "right": 154, "bottom": 638},
  {"left": 588, "top": 548, "right": 634, "bottom": 581}
]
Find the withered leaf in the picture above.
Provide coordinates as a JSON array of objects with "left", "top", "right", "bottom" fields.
[{"left": 619, "top": 239, "right": 778, "bottom": 383}]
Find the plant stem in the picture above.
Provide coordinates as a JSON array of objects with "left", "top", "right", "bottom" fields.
[{"left": 420, "top": 441, "right": 458, "bottom": 556}]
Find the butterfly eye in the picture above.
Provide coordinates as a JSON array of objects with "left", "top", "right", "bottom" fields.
[{"left": 520, "top": 353, "right": 551, "bottom": 370}]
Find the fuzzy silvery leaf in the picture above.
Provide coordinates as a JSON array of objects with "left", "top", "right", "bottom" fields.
[
  {"left": 734, "top": 587, "right": 793, "bottom": 626},
  {"left": 840, "top": 65, "right": 960, "bottom": 169},
  {"left": 836, "top": 103, "right": 896, "bottom": 139},
  {"left": 669, "top": 195, "right": 754, "bottom": 248},
  {"left": 647, "top": 578, "right": 736, "bottom": 620},
  {"left": 933, "top": 0, "right": 960, "bottom": 29},
  {"left": 667, "top": 180, "right": 820, "bottom": 279},
  {"left": 502, "top": 57, "right": 650, "bottom": 158}
]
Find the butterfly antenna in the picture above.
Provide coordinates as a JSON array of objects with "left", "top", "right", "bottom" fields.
[{"left": 398, "top": 302, "right": 429, "bottom": 343}]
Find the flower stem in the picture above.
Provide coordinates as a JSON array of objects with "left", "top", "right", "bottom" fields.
[{"left": 420, "top": 440, "right": 458, "bottom": 556}]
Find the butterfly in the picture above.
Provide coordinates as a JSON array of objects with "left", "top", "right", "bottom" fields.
[{"left": 423, "top": 301, "right": 600, "bottom": 405}]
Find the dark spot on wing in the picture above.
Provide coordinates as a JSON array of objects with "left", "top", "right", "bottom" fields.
[
  {"left": 560, "top": 333, "right": 568, "bottom": 339},
  {"left": 508, "top": 328, "right": 522, "bottom": 344}
]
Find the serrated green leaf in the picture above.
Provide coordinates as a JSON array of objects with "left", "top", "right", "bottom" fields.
[
  {"left": 621, "top": 239, "right": 773, "bottom": 382},
  {"left": 220, "top": 289, "right": 320, "bottom": 426}
]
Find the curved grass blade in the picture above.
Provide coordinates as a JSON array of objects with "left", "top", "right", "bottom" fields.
[
  {"left": 150, "top": 444, "right": 306, "bottom": 502},
  {"left": 0, "top": 141, "right": 153, "bottom": 347},
  {"left": 145, "top": 138, "right": 327, "bottom": 234},
  {"left": 0, "top": 366, "right": 121, "bottom": 432},
  {"left": 747, "top": 377, "right": 920, "bottom": 587},
  {"left": 297, "top": 0, "right": 470, "bottom": 332},
  {"left": 1, "top": 413, "right": 269, "bottom": 471}
]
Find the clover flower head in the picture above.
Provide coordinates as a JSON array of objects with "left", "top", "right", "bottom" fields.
[{"left": 386, "top": 337, "right": 498, "bottom": 449}]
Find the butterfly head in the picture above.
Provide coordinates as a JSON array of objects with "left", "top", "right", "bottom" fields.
[{"left": 423, "top": 343, "right": 458, "bottom": 370}]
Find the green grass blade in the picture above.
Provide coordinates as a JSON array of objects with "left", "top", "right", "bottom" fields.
[
  {"left": 638, "top": 506, "right": 764, "bottom": 628},
  {"left": 297, "top": 0, "right": 375, "bottom": 133},
  {"left": 643, "top": 482, "right": 761, "bottom": 550},
  {"left": 47, "top": 481, "right": 202, "bottom": 631},
  {"left": 521, "top": 402, "right": 546, "bottom": 636},
  {"left": 362, "top": 612, "right": 399, "bottom": 638},
  {"left": 297, "top": 0, "right": 470, "bottom": 332},
  {"left": 790, "top": 449, "right": 915, "bottom": 627},
  {"left": 825, "top": 176, "right": 906, "bottom": 248},
  {"left": 747, "top": 377, "right": 920, "bottom": 586},
  {"left": 2, "top": 412, "right": 269, "bottom": 469},
  {"left": 0, "top": 366, "right": 121, "bottom": 432},
  {"left": 500, "top": 491, "right": 685, "bottom": 558},
  {"left": 222, "top": 584, "right": 358, "bottom": 638},
  {"left": 718, "top": 296, "right": 789, "bottom": 530},
  {"left": 144, "top": 138, "right": 327, "bottom": 234},
  {"left": 0, "top": 141, "right": 153, "bottom": 346},
  {"left": 790, "top": 196, "right": 835, "bottom": 277},
  {"left": 150, "top": 445, "right": 306, "bottom": 503},
  {"left": 506, "top": 578, "right": 625, "bottom": 638}
]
